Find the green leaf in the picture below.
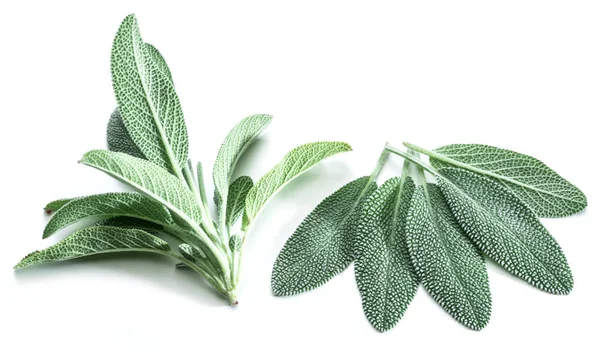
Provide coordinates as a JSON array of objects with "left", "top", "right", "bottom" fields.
[
  {"left": 80, "top": 150, "right": 202, "bottom": 226},
  {"left": 421, "top": 143, "right": 587, "bottom": 218},
  {"left": 145, "top": 43, "right": 173, "bottom": 83},
  {"left": 14, "top": 226, "right": 171, "bottom": 269},
  {"left": 245, "top": 141, "right": 352, "bottom": 226},
  {"left": 179, "top": 243, "right": 206, "bottom": 262},
  {"left": 271, "top": 176, "right": 377, "bottom": 296},
  {"left": 44, "top": 198, "right": 76, "bottom": 213},
  {"left": 95, "top": 216, "right": 164, "bottom": 232},
  {"left": 106, "top": 108, "right": 146, "bottom": 159},
  {"left": 213, "top": 114, "right": 272, "bottom": 212},
  {"left": 229, "top": 235, "right": 243, "bottom": 252},
  {"left": 226, "top": 176, "right": 253, "bottom": 226},
  {"left": 111, "top": 14, "right": 188, "bottom": 172},
  {"left": 354, "top": 177, "right": 418, "bottom": 332},
  {"left": 437, "top": 167, "right": 573, "bottom": 294},
  {"left": 406, "top": 184, "right": 491, "bottom": 330},
  {"left": 43, "top": 192, "right": 174, "bottom": 239}
]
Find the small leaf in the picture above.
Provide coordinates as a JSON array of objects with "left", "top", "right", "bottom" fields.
[
  {"left": 229, "top": 235, "right": 243, "bottom": 252},
  {"left": 44, "top": 198, "right": 76, "bottom": 213},
  {"left": 437, "top": 167, "right": 573, "bottom": 294},
  {"left": 43, "top": 192, "right": 174, "bottom": 239},
  {"left": 271, "top": 176, "right": 376, "bottom": 296},
  {"left": 245, "top": 141, "right": 352, "bottom": 225},
  {"left": 15, "top": 226, "right": 171, "bottom": 269},
  {"left": 80, "top": 150, "right": 203, "bottom": 226},
  {"left": 106, "top": 109, "right": 146, "bottom": 159},
  {"left": 427, "top": 144, "right": 587, "bottom": 217},
  {"left": 406, "top": 184, "right": 492, "bottom": 330},
  {"left": 213, "top": 114, "right": 272, "bottom": 213},
  {"left": 179, "top": 243, "right": 206, "bottom": 263},
  {"left": 354, "top": 177, "right": 418, "bottom": 332},
  {"left": 226, "top": 176, "right": 253, "bottom": 226},
  {"left": 111, "top": 14, "right": 188, "bottom": 171}
]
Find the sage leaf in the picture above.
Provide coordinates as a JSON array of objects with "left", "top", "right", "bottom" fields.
[
  {"left": 44, "top": 198, "right": 76, "bottom": 213},
  {"left": 111, "top": 14, "right": 188, "bottom": 171},
  {"left": 406, "top": 183, "right": 491, "bottom": 330},
  {"left": 437, "top": 167, "right": 573, "bottom": 294},
  {"left": 43, "top": 192, "right": 174, "bottom": 238},
  {"left": 226, "top": 176, "right": 253, "bottom": 226},
  {"left": 15, "top": 226, "right": 171, "bottom": 269},
  {"left": 213, "top": 114, "right": 272, "bottom": 213},
  {"left": 354, "top": 177, "right": 418, "bottom": 332},
  {"left": 95, "top": 216, "right": 164, "bottom": 232},
  {"left": 421, "top": 143, "right": 587, "bottom": 218},
  {"left": 179, "top": 243, "right": 206, "bottom": 262},
  {"left": 80, "top": 150, "right": 203, "bottom": 226},
  {"left": 145, "top": 43, "right": 173, "bottom": 83},
  {"left": 271, "top": 176, "right": 377, "bottom": 296},
  {"left": 245, "top": 141, "right": 352, "bottom": 226},
  {"left": 106, "top": 108, "right": 145, "bottom": 159}
]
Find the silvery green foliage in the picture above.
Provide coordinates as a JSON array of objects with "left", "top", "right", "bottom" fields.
[
  {"left": 437, "top": 167, "right": 573, "bottom": 294},
  {"left": 354, "top": 177, "right": 418, "bottom": 332},
  {"left": 406, "top": 184, "right": 491, "bottom": 330},
  {"left": 15, "top": 227, "right": 171, "bottom": 269},
  {"left": 226, "top": 176, "right": 253, "bottom": 227},
  {"left": 80, "top": 150, "right": 203, "bottom": 225},
  {"left": 16, "top": 14, "right": 351, "bottom": 306},
  {"left": 43, "top": 193, "right": 173, "bottom": 238},
  {"left": 213, "top": 114, "right": 272, "bottom": 214},
  {"left": 111, "top": 15, "right": 188, "bottom": 172},
  {"left": 424, "top": 143, "right": 587, "bottom": 218},
  {"left": 271, "top": 177, "right": 377, "bottom": 296},
  {"left": 245, "top": 142, "right": 352, "bottom": 226}
]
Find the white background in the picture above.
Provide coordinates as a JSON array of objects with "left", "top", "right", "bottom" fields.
[{"left": 1, "top": 1, "right": 598, "bottom": 351}]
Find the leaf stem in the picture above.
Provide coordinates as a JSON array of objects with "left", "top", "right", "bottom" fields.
[{"left": 386, "top": 144, "right": 439, "bottom": 176}]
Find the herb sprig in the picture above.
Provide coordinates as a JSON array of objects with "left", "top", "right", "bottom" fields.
[
  {"left": 272, "top": 142, "right": 586, "bottom": 331},
  {"left": 14, "top": 14, "right": 351, "bottom": 305}
]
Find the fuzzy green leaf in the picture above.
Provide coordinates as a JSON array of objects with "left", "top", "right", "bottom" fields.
[
  {"left": 111, "top": 14, "right": 188, "bottom": 171},
  {"left": 80, "top": 150, "right": 203, "bottom": 226},
  {"left": 213, "top": 114, "right": 272, "bottom": 214},
  {"left": 145, "top": 43, "right": 173, "bottom": 83},
  {"left": 106, "top": 108, "right": 146, "bottom": 159},
  {"left": 44, "top": 198, "right": 76, "bottom": 213},
  {"left": 437, "top": 167, "right": 573, "bottom": 294},
  {"left": 179, "top": 243, "right": 206, "bottom": 263},
  {"left": 226, "top": 176, "right": 253, "bottom": 226},
  {"left": 426, "top": 143, "right": 587, "bottom": 218},
  {"left": 95, "top": 216, "right": 164, "bottom": 232},
  {"left": 354, "top": 177, "right": 418, "bottom": 332},
  {"left": 15, "top": 226, "right": 171, "bottom": 269},
  {"left": 271, "top": 176, "right": 377, "bottom": 296},
  {"left": 43, "top": 192, "right": 173, "bottom": 239},
  {"left": 245, "top": 141, "right": 352, "bottom": 226},
  {"left": 406, "top": 184, "right": 491, "bottom": 330}
]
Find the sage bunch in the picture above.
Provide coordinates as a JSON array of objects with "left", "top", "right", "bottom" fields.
[
  {"left": 272, "top": 142, "right": 586, "bottom": 331},
  {"left": 14, "top": 14, "right": 351, "bottom": 305}
]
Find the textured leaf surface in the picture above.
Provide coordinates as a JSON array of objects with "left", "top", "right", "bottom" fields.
[
  {"left": 80, "top": 150, "right": 202, "bottom": 225},
  {"left": 355, "top": 177, "right": 418, "bottom": 332},
  {"left": 111, "top": 14, "right": 188, "bottom": 171},
  {"left": 44, "top": 198, "right": 76, "bottom": 213},
  {"left": 213, "top": 114, "right": 271, "bottom": 212},
  {"left": 15, "top": 226, "right": 171, "bottom": 269},
  {"left": 429, "top": 144, "right": 587, "bottom": 217},
  {"left": 437, "top": 167, "right": 573, "bottom": 294},
  {"left": 179, "top": 243, "right": 206, "bottom": 263},
  {"left": 272, "top": 176, "right": 376, "bottom": 296},
  {"left": 406, "top": 184, "right": 491, "bottom": 330},
  {"left": 43, "top": 193, "right": 173, "bottom": 238},
  {"left": 226, "top": 176, "right": 253, "bottom": 226},
  {"left": 245, "top": 141, "right": 352, "bottom": 225},
  {"left": 106, "top": 108, "right": 145, "bottom": 158},
  {"left": 95, "top": 216, "right": 164, "bottom": 232},
  {"left": 145, "top": 43, "right": 173, "bottom": 83}
]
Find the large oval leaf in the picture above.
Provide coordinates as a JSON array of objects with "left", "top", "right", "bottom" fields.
[
  {"left": 271, "top": 176, "right": 376, "bottom": 296},
  {"left": 245, "top": 141, "right": 352, "bottom": 226},
  {"left": 111, "top": 14, "right": 188, "bottom": 171},
  {"left": 437, "top": 167, "right": 573, "bottom": 294},
  {"left": 423, "top": 143, "right": 587, "bottom": 218},
  {"left": 15, "top": 226, "right": 171, "bottom": 269},
  {"left": 43, "top": 192, "right": 174, "bottom": 239},
  {"left": 354, "top": 177, "right": 418, "bottom": 332},
  {"left": 406, "top": 184, "right": 491, "bottom": 330}
]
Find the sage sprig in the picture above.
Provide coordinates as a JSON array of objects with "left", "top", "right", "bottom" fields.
[
  {"left": 272, "top": 142, "right": 586, "bottom": 331},
  {"left": 14, "top": 14, "right": 351, "bottom": 305}
]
